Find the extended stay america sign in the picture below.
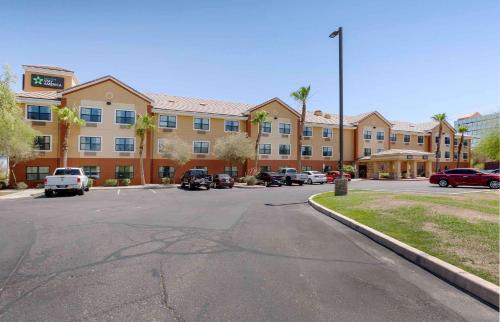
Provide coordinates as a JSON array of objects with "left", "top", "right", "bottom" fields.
[{"left": 31, "top": 74, "right": 65, "bottom": 89}]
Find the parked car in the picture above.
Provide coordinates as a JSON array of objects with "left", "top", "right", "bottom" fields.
[
  {"left": 429, "top": 168, "right": 499, "bottom": 189},
  {"left": 326, "top": 171, "right": 352, "bottom": 183},
  {"left": 256, "top": 172, "right": 283, "bottom": 187},
  {"left": 303, "top": 171, "right": 327, "bottom": 184},
  {"left": 180, "top": 169, "right": 212, "bottom": 190},
  {"left": 44, "top": 167, "right": 89, "bottom": 197},
  {"left": 211, "top": 174, "right": 234, "bottom": 189},
  {"left": 279, "top": 168, "right": 308, "bottom": 186}
]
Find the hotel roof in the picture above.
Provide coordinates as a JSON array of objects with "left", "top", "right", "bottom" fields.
[{"left": 22, "top": 65, "right": 74, "bottom": 73}]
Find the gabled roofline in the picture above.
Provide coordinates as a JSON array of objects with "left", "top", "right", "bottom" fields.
[
  {"left": 246, "top": 97, "right": 301, "bottom": 118},
  {"left": 58, "top": 75, "right": 152, "bottom": 104},
  {"left": 351, "top": 111, "right": 393, "bottom": 127}
]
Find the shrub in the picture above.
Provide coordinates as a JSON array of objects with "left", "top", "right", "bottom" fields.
[
  {"left": 87, "top": 178, "right": 94, "bottom": 188},
  {"left": 238, "top": 177, "right": 247, "bottom": 183},
  {"left": 119, "top": 178, "right": 131, "bottom": 186},
  {"left": 35, "top": 183, "right": 45, "bottom": 189},
  {"left": 161, "top": 177, "right": 171, "bottom": 185},
  {"left": 16, "top": 182, "right": 28, "bottom": 190},
  {"left": 104, "top": 179, "right": 118, "bottom": 187},
  {"left": 246, "top": 176, "right": 256, "bottom": 186}
]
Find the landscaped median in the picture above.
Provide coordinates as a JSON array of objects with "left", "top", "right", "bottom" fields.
[{"left": 309, "top": 190, "right": 499, "bottom": 308}]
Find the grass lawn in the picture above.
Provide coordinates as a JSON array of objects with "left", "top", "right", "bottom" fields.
[{"left": 313, "top": 190, "right": 500, "bottom": 285}]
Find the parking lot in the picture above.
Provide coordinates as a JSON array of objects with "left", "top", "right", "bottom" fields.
[{"left": 0, "top": 180, "right": 497, "bottom": 321}]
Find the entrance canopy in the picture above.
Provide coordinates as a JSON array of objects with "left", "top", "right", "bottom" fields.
[{"left": 357, "top": 149, "right": 435, "bottom": 180}]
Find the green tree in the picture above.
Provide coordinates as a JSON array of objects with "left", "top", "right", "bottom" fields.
[
  {"left": 0, "top": 65, "right": 38, "bottom": 185},
  {"left": 291, "top": 85, "right": 311, "bottom": 172},
  {"left": 431, "top": 113, "right": 447, "bottom": 172},
  {"left": 130, "top": 114, "right": 156, "bottom": 185},
  {"left": 52, "top": 106, "right": 85, "bottom": 167},
  {"left": 214, "top": 133, "right": 255, "bottom": 173},
  {"left": 159, "top": 136, "right": 192, "bottom": 165},
  {"left": 251, "top": 110, "right": 269, "bottom": 171},
  {"left": 475, "top": 129, "right": 500, "bottom": 162},
  {"left": 455, "top": 124, "right": 469, "bottom": 167}
]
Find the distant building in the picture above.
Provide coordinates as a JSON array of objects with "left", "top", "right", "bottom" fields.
[{"left": 454, "top": 111, "right": 500, "bottom": 146}]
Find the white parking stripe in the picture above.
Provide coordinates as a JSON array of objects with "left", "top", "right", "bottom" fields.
[
  {"left": 117, "top": 189, "right": 120, "bottom": 195},
  {"left": 150, "top": 189, "right": 157, "bottom": 194}
]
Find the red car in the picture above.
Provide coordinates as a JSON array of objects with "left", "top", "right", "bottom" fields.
[
  {"left": 429, "top": 168, "right": 499, "bottom": 189},
  {"left": 326, "top": 171, "right": 352, "bottom": 183}
]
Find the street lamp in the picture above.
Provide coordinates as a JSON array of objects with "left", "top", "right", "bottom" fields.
[{"left": 330, "top": 27, "right": 348, "bottom": 196}]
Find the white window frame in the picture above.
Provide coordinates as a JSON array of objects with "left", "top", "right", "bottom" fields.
[
  {"left": 33, "top": 134, "right": 52, "bottom": 152},
  {"left": 158, "top": 114, "right": 177, "bottom": 129},
  {"left": 322, "top": 146, "right": 333, "bottom": 157},
  {"left": 363, "top": 129, "right": 372, "bottom": 140},
  {"left": 79, "top": 106, "right": 103, "bottom": 124},
  {"left": 262, "top": 121, "right": 272, "bottom": 134},
  {"left": 403, "top": 134, "right": 411, "bottom": 144},
  {"left": 193, "top": 117, "right": 211, "bottom": 131},
  {"left": 192, "top": 141, "right": 210, "bottom": 154},
  {"left": 114, "top": 137, "right": 136, "bottom": 153},
  {"left": 322, "top": 127, "right": 333, "bottom": 138},
  {"left": 279, "top": 144, "right": 291, "bottom": 155},
  {"left": 114, "top": 109, "right": 136, "bottom": 125},
  {"left": 279, "top": 123, "right": 291, "bottom": 135},
  {"left": 417, "top": 135, "right": 424, "bottom": 145},
  {"left": 78, "top": 135, "right": 103, "bottom": 152},
  {"left": 303, "top": 126, "right": 313, "bottom": 138},
  {"left": 259, "top": 143, "right": 272, "bottom": 155},
  {"left": 376, "top": 131, "right": 385, "bottom": 141},
  {"left": 25, "top": 105, "right": 53, "bottom": 122},
  {"left": 301, "top": 145, "right": 313, "bottom": 156},
  {"left": 224, "top": 119, "right": 240, "bottom": 133},
  {"left": 390, "top": 133, "right": 397, "bottom": 142}
]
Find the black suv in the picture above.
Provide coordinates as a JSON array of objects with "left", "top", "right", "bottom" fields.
[
  {"left": 256, "top": 172, "right": 283, "bottom": 187},
  {"left": 180, "top": 169, "right": 212, "bottom": 190}
]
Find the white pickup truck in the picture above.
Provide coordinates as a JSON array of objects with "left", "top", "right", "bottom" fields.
[
  {"left": 279, "top": 168, "right": 308, "bottom": 186},
  {"left": 44, "top": 167, "right": 89, "bottom": 197}
]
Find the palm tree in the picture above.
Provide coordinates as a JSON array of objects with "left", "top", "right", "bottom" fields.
[
  {"left": 52, "top": 106, "right": 85, "bottom": 167},
  {"left": 431, "top": 113, "right": 447, "bottom": 172},
  {"left": 251, "top": 110, "right": 269, "bottom": 172},
  {"left": 130, "top": 114, "right": 156, "bottom": 185},
  {"left": 456, "top": 124, "right": 469, "bottom": 167},
  {"left": 291, "top": 85, "right": 311, "bottom": 172}
]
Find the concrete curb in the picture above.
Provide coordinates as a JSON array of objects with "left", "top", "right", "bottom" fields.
[
  {"left": 308, "top": 193, "right": 500, "bottom": 309},
  {"left": 91, "top": 184, "right": 178, "bottom": 190},
  {"left": 233, "top": 184, "right": 266, "bottom": 189}
]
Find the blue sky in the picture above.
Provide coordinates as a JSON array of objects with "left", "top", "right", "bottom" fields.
[{"left": 2, "top": 0, "right": 499, "bottom": 122}]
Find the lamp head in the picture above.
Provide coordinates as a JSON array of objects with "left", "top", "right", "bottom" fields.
[{"left": 329, "top": 30, "right": 339, "bottom": 38}]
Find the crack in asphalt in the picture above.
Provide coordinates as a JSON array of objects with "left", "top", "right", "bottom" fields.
[{"left": 159, "top": 261, "right": 184, "bottom": 322}]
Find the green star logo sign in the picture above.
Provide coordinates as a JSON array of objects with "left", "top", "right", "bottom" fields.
[{"left": 33, "top": 76, "right": 43, "bottom": 85}]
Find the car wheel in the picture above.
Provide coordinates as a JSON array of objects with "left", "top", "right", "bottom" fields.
[
  {"left": 438, "top": 179, "right": 448, "bottom": 187},
  {"left": 307, "top": 179, "right": 313, "bottom": 185},
  {"left": 286, "top": 177, "right": 292, "bottom": 186},
  {"left": 78, "top": 188, "right": 85, "bottom": 196},
  {"left": 206, "top": 185, "right": 210, "bottom": 190},
  {"left": 488, "top": 180, "right": 499, "bottom": 189},
  {"left": 0, "top": 182, "right": 6, "bottom": 190},
  {"left": 84, "top": 185, "right": 90, "bottom": 192},
  {"left": 189, "top": 183, "right": 195, "bottom": 190},
  {"left": 44, "top": 190, "right": 53, "bottom": 198},
  {"left": 299, "top": 182, "right": 303, "bottom": 186},
  {"left": 266, "top": 181, "right": 270, "bottom": 187},
  {"left": 320, "top": 182, "right": 324, "bottom": 185},
  {"left": 278, "top": 184, "right": 282, "bottom": 187}
]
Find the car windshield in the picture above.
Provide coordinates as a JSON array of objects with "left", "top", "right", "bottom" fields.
[
  {"left": 268, "top": 172, "right": 281, "bottom": 176},
  {"left": 189, "top": 170, "right": 206, "bottom": 176},
  {"left": 286, "top": 169, "right": 297, "bottom": 174},
  {"left": 54, "top": 169, "right": 81, "bottom": 175},
  {"left": 310, "top": 171, "right": 320, "bottom": 174},
  {"left": 218, "top": 174, "right": 230, "bottom": 178}
]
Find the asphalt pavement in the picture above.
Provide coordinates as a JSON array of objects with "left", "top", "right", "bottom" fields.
[{"left": 0, "top": 181, "right": 497, "bottom": 321}]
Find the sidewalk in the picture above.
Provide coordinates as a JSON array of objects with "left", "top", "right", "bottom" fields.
[{"left": 0, "top": 189, "right": 44, "bottom": 200}]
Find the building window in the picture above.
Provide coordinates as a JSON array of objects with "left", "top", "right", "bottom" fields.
[
  {"left": 444, "top": 137, "right": 451, "bottom": 145},
  {"left": 463, "top": 152, "right": 468, "bottom": 160},
  {"left": 445, "top": 151, "right": 450, "bottom": 159},
  {"left": 115, "top": 166, "right": 134, "bottom": 179},
  {"left": 194, "top": 117, "right": 210, "bottom": 130},
  {"left": 159, "top": 115, "right": 176, "bottom": 128},
  {"left": 454, "top": 138, "right": 458, "bottom": 146},
  {"left": 27, "top": 105, "right": 51, "bottom": 121},
  {"left": 279, "top": 123, "right": 291, "bottom": 134},
  {"left": 323, "top": 128, "right": 333, "bottom": 138},
  {"left": 193, "top": 141, "right": 209, "bottom": 154},
  {"left": 417, "top": 136, "right": 424, "bottom": 144},
  {"left": 224, "top": 166, "right": 238, "bottom": 177},
  {"left": 80, "top": 136, "right": 102, "bottom": 151},
  {"left": 322, "top": 147, "right": 333, "bottom": 157},
  {"left": 26, "top": 166, "right": 49, "bottom": 180},
  {"left": 159, "top": 166, "right": 175, "bottom": 178},
  {"left": 80, "top": 107, "right": 102, "bottom": 123},
  {"left": 376, "top": 131, "right": 384, "bottom": 141},
  {"left": 301, "top": 145, "right": 312, "bottom": 156},
  {"left": 259, "top": 144, "right": 271, "bottom": 155},
  {"left": 303, "top": 126, "right": 312, "bottom": 137},
  {"left": 403, "top": 135, "right": 411, "bottom": 143},
  {"left": 390, "top": 133, "right": 397, "bottom": 142},
  {"left": 82, "top": 166, "right": 100, "bottom": 179},
  {"left": 364, "top": 148, "right": 371, "bottom": 156},
  {"left": 115, "top": 110, "right": 135, "bottom": 125},
  {"left": 260, "top": 165, "right": 271, "bottom": 172},
  {"left": 279, "top": 144, "right": 291, "bottom": 155},
  {"left": 34, "top": 136, "right": 51, "bottom": 151},
  {"left": 262, "top": 121, "right": 272, "bottom": 133},
  {"left": 464, "top": 140, "right": 468, "bottom": 147},
  {"left": 225, "top": 120, "right": 239, "bottom": 132},
  {"left": 363, "top": 130, "right": 372, "bottom": 140},
  {"left": 115, "top": 138, "right": 134, "bottom": 152},
  {"left": 302, "top": 166, "right": 312, "bottom": 172}
]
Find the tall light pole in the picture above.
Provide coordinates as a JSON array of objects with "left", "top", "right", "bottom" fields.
[{"left": 330, "top": 27, "right": 348, "bottom": 196}]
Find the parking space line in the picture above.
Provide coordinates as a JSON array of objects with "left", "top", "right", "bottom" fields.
[
  {"left": 150, "top": 189, "right": 157, "bottom": 194},
  {"left": 117, "top": 189, "right": 120, "bottom": 195}
]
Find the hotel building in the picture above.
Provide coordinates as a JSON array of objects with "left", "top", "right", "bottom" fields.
[{"left": 13, "top": 65, "right": 471, "bottom": 186}]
